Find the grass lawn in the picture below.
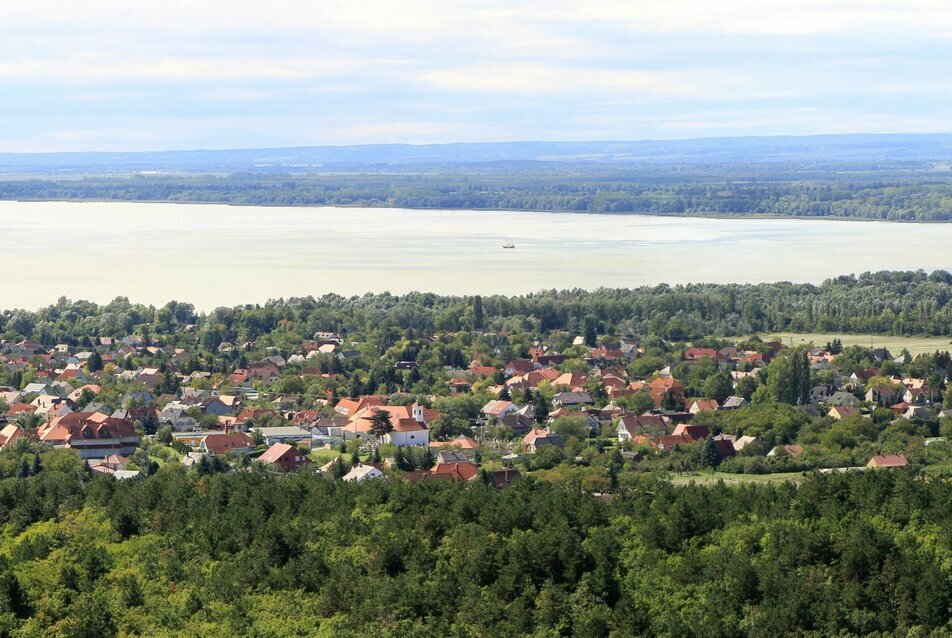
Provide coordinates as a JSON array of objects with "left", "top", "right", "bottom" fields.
[
  {"left": 762, "top": 332, "right": 952, "bottom": 356},
  {"left": 670, "top": 471, "right": 806, "bottom": 486},
  {"left": 309, "top": 447, "right": 343, "bottom": 464}
]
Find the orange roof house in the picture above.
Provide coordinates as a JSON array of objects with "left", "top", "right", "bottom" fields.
[{"left": 867, "top": 454, "right": 908, "bottom": 468}]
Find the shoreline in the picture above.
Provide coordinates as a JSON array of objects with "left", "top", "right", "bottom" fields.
[{"left": 0, "top": 196, "right": 941, "bottom": 224}]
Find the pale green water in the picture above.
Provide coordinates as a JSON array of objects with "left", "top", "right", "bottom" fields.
[{"left": 3, "top": 200, "right": 951, "bottom": 310}]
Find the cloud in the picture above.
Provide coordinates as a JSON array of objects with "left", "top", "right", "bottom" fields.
[{"left": 1, "top": 0, "right": 951, "bottom": 151}]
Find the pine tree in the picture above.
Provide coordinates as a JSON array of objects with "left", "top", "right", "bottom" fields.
[
  {"left": 369, "top": 409, "right": 393, "bottom": 438},
  {"left": 534, "top": 391, "right": 549, "bottom": 425},
  {"left": 472, "top": 295, "right": 484, "bottom": 331},
  {"left": 700, "top": 434, "right": 720, "bottom": 469},
  {"left": 332, "top": 456, "right": 346, "bottom": 479},
  {"left": 583, "top": 315, "right": 598, "bottom": 347},
  {"left": 87, "top": 352, "right": 103, "bottom": 373}
]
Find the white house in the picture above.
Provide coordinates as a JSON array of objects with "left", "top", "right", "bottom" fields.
[
  {"left": 481, "top": 399, "right": 518, "bottom": 421},
  {"left": 160, "top": 403, "right": 200, "bottom": 431},
  {"left": 343, "top": 463, "right": 384, "bottom": 482}
]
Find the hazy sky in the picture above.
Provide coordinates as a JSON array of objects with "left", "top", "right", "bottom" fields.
[{"left": 2, "top": 0, "right": 951, "bottom": 152}]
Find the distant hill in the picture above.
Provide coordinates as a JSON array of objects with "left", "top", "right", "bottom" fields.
[{"left": 2, "top": 133, "right": 952, "bottom": 174}]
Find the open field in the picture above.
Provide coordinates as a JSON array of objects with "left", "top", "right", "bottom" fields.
[
  {"left": 670, "top": 471, "right": 807, "bottom": 486},
  {"left": 309, "top": 448, "right": 343, "bottom": 464},
  {"left": 762, "top": 332, "right": 952, "bottom": 356}
]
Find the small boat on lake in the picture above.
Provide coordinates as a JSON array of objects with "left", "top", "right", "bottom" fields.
[{"left": 502, "top": 240, "right": 515, "bottom": 249}]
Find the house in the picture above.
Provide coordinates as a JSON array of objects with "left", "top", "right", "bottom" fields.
[
  {"left": 552, "top": 372, "right": 588, "bottom": 390},
  {"left": 201, "top": 432, "right": 255, "bottom": 456},
  {"left": 448, "top": 377, "right": 472, "bottom": 393},
  {"left": 38, "top": 412, "right": 139, "bottom": 458},
  {"left": 429, "top": 461, "right": 480, "bottom": 482},
  {"left": 829, "top": 405, "right": 861, "bottom": 420},
  {"left": 719, "top": 396, "right": 749, "bottom": 411},
  {"left": 468, "top": 364, "right": 498, "bottom": 378},
  {"left": 254, "top": 426, "right": 312, "bottom": 448},
  {"left": 522, "top": 428, "right": 565, "bottom": 453},
  {"left": 711, "top": 437, "right": 737, "bottom": 458},
  {"left": 334, "top": 395, "right": 383, "bottom": 417},
  {"left": 434, "top": 450, "right": 471, "bottom": 465},
  {"left": 504, "top": 359, "right": 535, "bottom": 377},
  {"left": 671, "top": 423, "right": 711, "bottom": 442},
  {"left": 343, "top": 463, "right": 384, "bottom": 482},
  {"left": 689, "top": 399, "right": 719, "bottom": 415},
  {"left": 382, "top": 416, "right": 429, "bottom": 447},
  {"left": 89, "top": 454, "right": 131, "bottom": 475},
  {"left": 20, "top": 381, "right": 61, "bottom": 397},
  {"left": 865, "top": 385, "right": 895, "bottom": 407},
  {"left": 849, "top": 368, "right": 878, "bottom": 389},
  {"left": 67, "top": 384, "right": 102, "bottom": 404},
  {"left": 657, "top": 433, "right": 694, "bottom": 451},
  {"left": 616, "top": 415, "right": 667, "bottom": 442},
  {"left": 160, "top": 402, "right": 200, "bottom": 431},
  {"left": 827, "top": 392, "right": 861, "bottom": 407},
  {"left": 203, "top": 395, "right": 241, "bottom": 416},
  {"left": 481, "top": 399, "right": 517, "bottom": 421},
  {"left": 810, "top": 385, "right": 833, "bottom": 403},
  {"left": 890, "top": 401, "right": 912, "bottom": 415},
  {"left": 226, "top": 368, "right": 254, "bottom": 389},
  {"left": 715, "top": 433, "right": 760, "bottom": 452},
  {"left": 485, "top": 468, "right": 521, "bottom": 489},
  {"left": 257, "top": 443, "right": 310, "bottom": 472},
  {"left": 499, "top": 411, "right": 535, "bottom": 435},
  {"left": 6, "top": 403, "right": 37, "bottom": 419},
  {"left": 767, "top": 444, "right": 805, "bottom": 457},
  {"left": 343, "top": 404, "right": 433, "bottom": 447},
  {"left": 647, "top": 377, "right": 686, "bottom": 409},
  {"left": 552, "top": 392, "right": 594, "bottom": 408},
  {"left": 429, "top": 435, "right": 479, "bottom": 458},
  {"left": 684, "top": 347, "right": 719, "bottom": 361},
  {"left": 235, "top": 408, "right": 278, "bottom": 425},
  {"left": 903, "top": 406, "right": 935, "bottom": 421},
  {"left": 0, "top": 424, "right": 23, "bottom": 450},
  {"left": 867, "top": 454, "right": 908, "bottom": 468},
  {"left": 31, "top": 394, "right": 75, "bottom": 417},
  {"left": 247, "top": 362, "right": 281, "bottom": 385},
  {"left": 903, "top": 387, "right": 932, "bottom": 405}
]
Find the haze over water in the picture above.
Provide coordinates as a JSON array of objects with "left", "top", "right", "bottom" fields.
[{"left": 5, "top": 200, "right": 952, "bottom": 310}]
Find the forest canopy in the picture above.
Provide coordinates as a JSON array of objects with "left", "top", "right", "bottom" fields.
[
  {"left": 5, "top": 269, "right": 952, "bottom": 347},
  {"left": 0, "top": 452, "right": 948, "bottom": 637},
  {"left": 5, "top": 165, "right": 952, "bottom": 221}
]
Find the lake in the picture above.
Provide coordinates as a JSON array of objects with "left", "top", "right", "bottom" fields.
[{"left": 4, "top": 200, "right": 952, "bottom": 310}]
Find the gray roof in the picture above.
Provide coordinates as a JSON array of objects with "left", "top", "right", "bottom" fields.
[
  {"left": 255, "top": 426, "right": 311, "bottom": 437},
  {"left": 554, "top": 391, "right": 594, "bottom": 405},
  {"left": 721, "top": 396, "right": 748, "bottom": 409}
]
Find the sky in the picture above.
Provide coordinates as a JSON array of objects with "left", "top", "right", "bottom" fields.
[{"left": 2, "top": 0, "right": 952, "bottom": 152}]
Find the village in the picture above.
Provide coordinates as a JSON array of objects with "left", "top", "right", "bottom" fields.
[{"left": 1, "top": 318, "right": 949, "bottom": 486}]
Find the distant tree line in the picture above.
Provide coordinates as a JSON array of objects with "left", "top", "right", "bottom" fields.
[
  {"left": 5, "top": 168, "right": 952, "bottom": 220},
  {"left": 5, "top": 270, "right": 952, "bottom": 347}
]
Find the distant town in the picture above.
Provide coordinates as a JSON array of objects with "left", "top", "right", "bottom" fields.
[{"left": 3, "top": 297, "right": 949, "bottom": 485}]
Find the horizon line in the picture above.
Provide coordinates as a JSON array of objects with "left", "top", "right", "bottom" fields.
[{"left": 3, "top": 130, "right": 952, "bottom": 158}]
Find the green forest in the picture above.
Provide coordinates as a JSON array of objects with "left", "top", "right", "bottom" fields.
[
  {"left": 0, "top": 448, "right": 948, "bottom": 637},
  {"left": 7, "top": 269, "right": 952, "bottom": 346},
  {"left": 5, "top": 167, "right": 952, "bottom": 220}
]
